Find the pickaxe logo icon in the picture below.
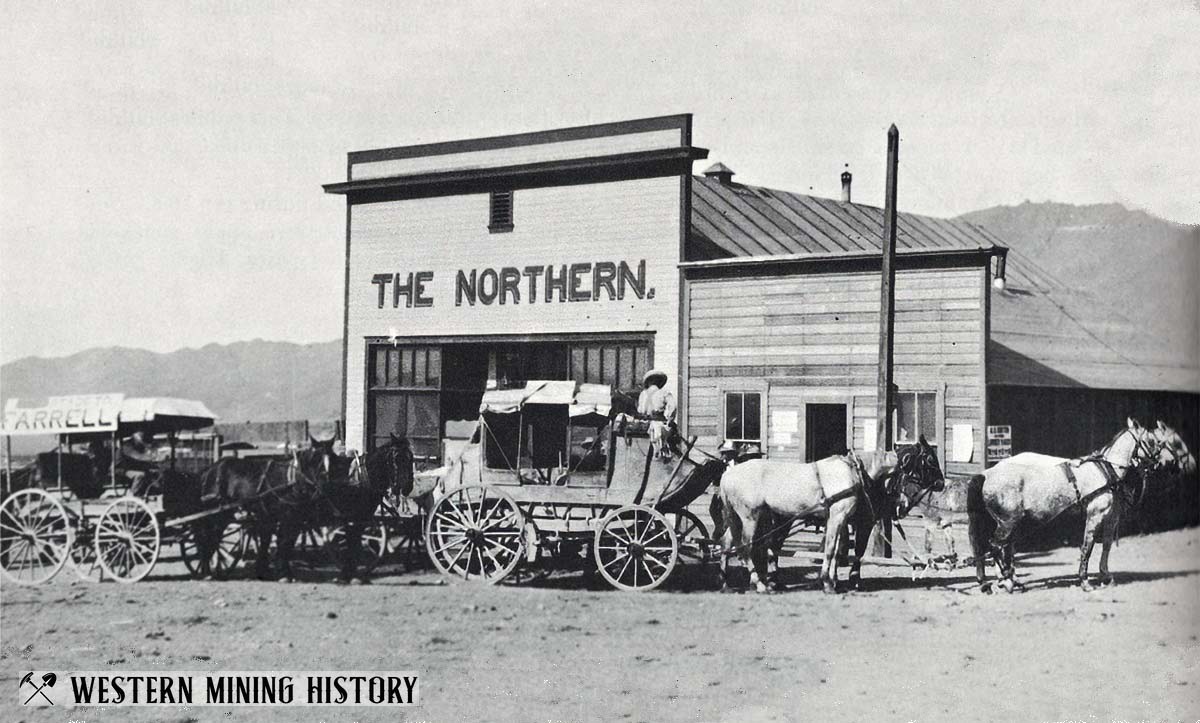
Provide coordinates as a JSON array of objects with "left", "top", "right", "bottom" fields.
[{"left": 20, "top": 672, "right": 56, "bottom": 705}]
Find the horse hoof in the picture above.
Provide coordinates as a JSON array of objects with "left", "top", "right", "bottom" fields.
[
  {"left": 1098, "top": 576, "right": 1114, "bottom": 588},
  {"left": 978, "top": 582, "right": 993, "bottom": 594},
  {"left": 1080, "top": 580, "right": 1095, "bottom": 592},
  {"left": 279, "top": 576, "right": 295, "bottom": 584},
  {"left": 754, "top": 583, "right": 770, "bottom": 594},
  {"left": 822, "top": 583, "right": 837, "bottom": 595}
]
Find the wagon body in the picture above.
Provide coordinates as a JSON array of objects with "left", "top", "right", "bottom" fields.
[{"left": 425, "top": 381, "right": 719, "bottom": 590}]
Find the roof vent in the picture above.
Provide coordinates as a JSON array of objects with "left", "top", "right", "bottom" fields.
[
  {"left": 840, "top": 165, "right": 852, "bottom": 203},
  {"left": 703, "top": 162, "right": 735, "bottom": 185}
]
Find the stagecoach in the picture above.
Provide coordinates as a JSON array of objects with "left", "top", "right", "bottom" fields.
[
  {"left": 0, "top": 396, "right": 225, "bottom": 584},
  {"left": 425, "top": 381, "right": 722, "bottom": 591}
]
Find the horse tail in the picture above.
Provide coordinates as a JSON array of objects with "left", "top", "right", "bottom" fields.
[{"left": 966, "top": 473, "right": 994, "bottom": 564}]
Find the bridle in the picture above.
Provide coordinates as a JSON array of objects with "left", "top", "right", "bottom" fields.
[{"left": 887, "top": 443, "right": 944, "bottom": 517}]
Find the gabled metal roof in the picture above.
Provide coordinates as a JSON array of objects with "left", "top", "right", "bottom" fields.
[{"left": 689, "top": 175, "right": 999, "bottom": 259}]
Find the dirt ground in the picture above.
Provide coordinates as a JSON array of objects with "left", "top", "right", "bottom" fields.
[{"left": 2, "top": 524, "right": 1198, "bottom": 723}]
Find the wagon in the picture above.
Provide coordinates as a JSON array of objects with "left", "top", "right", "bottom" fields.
[
  {"left": 424, "top": 381, "right": 721, "bottom": 591},
  {"left": 0, "top": 397, "right": 222, "bottom": 585}
]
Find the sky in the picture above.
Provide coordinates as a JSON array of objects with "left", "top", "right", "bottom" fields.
[{"left": 2, "top": 1, "right": 1198, "bottom": 364}]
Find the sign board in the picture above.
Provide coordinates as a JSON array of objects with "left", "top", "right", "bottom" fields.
[
  {"left": 986, "top": 424, "right": 1012, "bottom": 465},
  {"left": 2, "top": 395, "right": 125, "bottom": 436}
]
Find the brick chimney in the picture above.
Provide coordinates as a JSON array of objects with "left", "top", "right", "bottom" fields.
[{"left": 840, "top": 165, "right": 852, "bottom": 203}]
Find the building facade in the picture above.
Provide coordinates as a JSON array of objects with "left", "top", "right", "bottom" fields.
[{"left": 325, "top": 115, "right": 705, "bottom": 462}]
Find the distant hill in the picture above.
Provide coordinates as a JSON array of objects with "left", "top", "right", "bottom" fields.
[
  {"left": 0, "top": 339, "right": 342, "bottom": 425},
  {"left": 959, "top": 201, "right": 1199, "bottom": 369}
]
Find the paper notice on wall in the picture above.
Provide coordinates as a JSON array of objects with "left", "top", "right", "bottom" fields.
[
  {"left": 772, "top": 410, "right": 798, "bottom": 434},
  {"left": 772, "top": 431, "right": 792, "bottom": 447},
  {"left": 862, "top": 419, "right": 877, "bottom": 452},
  {"left": 952, "top": 424, "right": 974, "bottom": 462}
]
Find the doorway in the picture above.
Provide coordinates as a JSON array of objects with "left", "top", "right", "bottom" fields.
[{"left": 805, "top": 403, "right": 847, "bottom": 462}]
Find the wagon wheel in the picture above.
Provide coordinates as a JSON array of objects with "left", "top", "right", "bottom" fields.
[
  {"left": 593, "top": 505, "right": 678, "bottom": 591},
  {"left": 179, "top": 519, "right": 247, "bottom": 580},
  {"left": 0, "top": 489, "right": 72, "bottom": 585},
  {"left": 425, "top": 485, "right": 524, "bottom": 583},
  {"left": 325, "top": 522, "right": 388, "bottom": 573},
  {"left": 388, "top": 514, "right": 429, "bottom": 572},
  {"left": 95, "top": 497, "right": 161, "bottom": 584},
  {"left": 69, "top": 520, "right": 104, "bottom": 582},
  {"left": 669, "top": 509, "right": 713, "bottom": 566}
]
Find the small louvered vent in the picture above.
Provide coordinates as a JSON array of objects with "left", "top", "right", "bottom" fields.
[{"left": 489, "top": 191, "right": 514, "bottom": 233}]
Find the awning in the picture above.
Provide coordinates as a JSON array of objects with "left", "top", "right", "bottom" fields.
[
  {"left": 479, "top": 381, "right": 612, "bottom": 420},
  {"left": 117, "top": 397, "right": 218, "bottom": 435}
]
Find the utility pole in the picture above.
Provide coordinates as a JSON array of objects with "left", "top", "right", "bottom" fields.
[
  {"left": 873, "top": 124, "right": 900, "bottom": 559},
  {"left": 875, "top": 124, "right": 899, "bottom": 453}
]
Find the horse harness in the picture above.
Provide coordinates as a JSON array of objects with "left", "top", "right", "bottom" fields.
[
  {"left": 813, "top": 453, "right": 868, "bottom": 508},
  {"left": 1059, "top": 458, "right": 1120, "bottom": 508}
]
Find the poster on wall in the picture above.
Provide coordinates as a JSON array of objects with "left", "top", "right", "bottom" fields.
[{"left": 986, "top": 425, "right": 1013, "bottom": 465}]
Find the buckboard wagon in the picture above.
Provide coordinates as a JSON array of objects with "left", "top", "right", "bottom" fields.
[{"left": 425, "top": 381, "right": 723, "bottom": 591}]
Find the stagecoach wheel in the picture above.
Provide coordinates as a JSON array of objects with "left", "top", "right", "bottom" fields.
[
  {"left": 325, "top": 523, "right": 388, "bottom": 573},
  {"left": 0, "top": 489, "right": 72, "bottom": 585},
  {"left": 425, "top": 485, "right": 524, "bottom": 584},
  {"left": 593, "top": 505, "right": 678, "bottom": 592},
  {"left": 69, "top": 522, "right": 104, "bottom": 582},
  {"left": 391, "top": 515, "right": 429, "bottom": 571},
  {"left": 95, "top": 497, "right": 160, "bottom": 584},
  {"left": 669, "top": 509, "right": 713, "bottom": 566},
  {"left": 179, "top": 520, "right": 247, "bottom": 580}
]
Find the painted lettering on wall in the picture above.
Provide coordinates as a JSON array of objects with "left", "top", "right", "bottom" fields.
[{"left": 370, "top": 260, "right": 654, "bottom": 309}]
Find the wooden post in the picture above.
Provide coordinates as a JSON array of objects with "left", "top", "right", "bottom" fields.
[
  {"left": 110, "top": 430, "right": 118, "bottom": 495},
  {"left": 3, "top": 435, "right": 11, "bottom": 498},
  {"left": 873, "top": 124, "right": 900, "bottom": 559}
]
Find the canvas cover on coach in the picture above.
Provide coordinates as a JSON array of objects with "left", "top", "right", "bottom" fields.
[{"left": 478, "top": 381, "right": 612, "bottom": 421}]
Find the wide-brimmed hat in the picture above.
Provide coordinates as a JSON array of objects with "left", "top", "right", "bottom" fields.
[{"left": 642, "top": 369, "right": 668, "bottom": 388}]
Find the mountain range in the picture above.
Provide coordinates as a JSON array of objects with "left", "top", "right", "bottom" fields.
[{"left": 1, "top": 202, "right": 1195, "bottom": 426}]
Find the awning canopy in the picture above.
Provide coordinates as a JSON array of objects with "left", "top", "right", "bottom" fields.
[
  {"left": 479, "top": 381, "right": 612, "bottom": 420},
  {"left": 116, "top": 397, "right": 218, "bottom": 436}
]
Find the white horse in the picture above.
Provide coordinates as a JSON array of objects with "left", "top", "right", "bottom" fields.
[
  {"left": 967, "top": 418, "right": 1164, "bottom": 593},
  {"left": 717, "top": 437, "right": 943, "bottom": 594}
]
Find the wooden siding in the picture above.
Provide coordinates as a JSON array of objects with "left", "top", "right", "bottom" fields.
[
  {"left": 351, "top": 129, "right": 683, "bottom": 180},
  {"left": 345, "top": 176, "right": 682, "bottom": 449},
  {"left": 685, "top": 267, "right": 988, "bottom": 477}
]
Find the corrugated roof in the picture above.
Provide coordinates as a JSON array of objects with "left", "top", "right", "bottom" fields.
[
  {"left": 689, "top": 175, "right": 996, "bottom": 258},
  {"left": 687, "top": 176, "right": 1197, "bottom": 393},
  {"left": 989, "top": 250, "right": 1198, "bottom": 392}
]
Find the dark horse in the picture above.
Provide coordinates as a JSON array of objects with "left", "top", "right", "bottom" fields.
[{"left": 197, "top": 435, "right": 414, "bottom": 582}]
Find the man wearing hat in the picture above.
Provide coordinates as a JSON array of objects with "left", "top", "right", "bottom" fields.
[{"left": 638, "top": 369, "right": 677, "bottom": 459}]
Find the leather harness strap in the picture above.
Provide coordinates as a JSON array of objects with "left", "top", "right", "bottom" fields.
[{"left": 1061, "top": 459, "right": 1115, "bottom": 507}]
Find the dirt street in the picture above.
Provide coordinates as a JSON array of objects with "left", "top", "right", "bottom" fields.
[{"left": 2, "top": 526, "right": 1198, "bottom": 723}]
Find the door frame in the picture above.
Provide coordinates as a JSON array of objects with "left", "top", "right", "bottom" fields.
[{"left": 796, "top": 390, "right": 854, "bottom": 463}]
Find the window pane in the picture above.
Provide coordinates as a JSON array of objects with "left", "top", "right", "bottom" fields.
[
  {"left": 918, "top": 392, "right": 938, "bottom": 442},
  {"left": 407, "top": 394, "right": 439, "bottom": 437},
  {"left": 586, "top": 347, "right": 602, "bottom": 384},
  {"left": 387, "top": 349, "right": 400, "bottom": 387},
  {"left": 618, "top": 348, "right": 634, "bottom": 392},
  {"left": 375, "top": 349, "right": 387, "bottom": 387},
  {"left": 895, "top": 393, "right": 916, "bottom": 444},
  {"left": 634, "top": 347, "right": 649, "bottom": 387},
  {"left": 743, "top": 393, "right": 761, "bottom": 441},
  {"left": 602, "top": 346, "right": 618, "bottom": 387},
  {"left": 427, "top": 348, "right": 441, "bottom": 387},
  {"left": 570, "top": 347, "right": 586, "bottom": 382},
  {"left": 414, "top": 348, "right": 427, "bottom": 386},
  {"left": 401, "top": 349, "right": 414, "bottom": 387},
  {"left": 374, "top": 394, "right": 406, "bottom": 438},
  {"left": 725, "top": 393, "right": 742, "bottom": 440}
]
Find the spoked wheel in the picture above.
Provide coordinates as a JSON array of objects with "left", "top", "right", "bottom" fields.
[
  {"left": 95, "top": 497, "right": 161, "bottom": 584},
  {"left": 668, "top": 509, "right": 713, "bottom": 567},
  {"left": 593, "top": 505, "right": 678, "bottom": 591},
  {"left": 425, "top": 485, "right": 524, "bottom": 583},
  {"left": 325, "top": 523, "right": 388, "bottom": 573},
  {"left": 389, "top": 515, "right": 429, "bottom": 572},
  {"left": 69, "top": 521, "right": 103, "bottom": 582},
  {"left": 0, "top": 489, "right": 72, "bottom": 585},
  {"left": 179, "top": 519, "right": 247, "bottom": 580}
]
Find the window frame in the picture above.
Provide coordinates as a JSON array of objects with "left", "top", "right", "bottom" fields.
[
  {"left": 722, "top": 389, "right": 765, "bottom": 447},
  {"left": 890, "top": 386, "right": 945, "bottom": 468}
]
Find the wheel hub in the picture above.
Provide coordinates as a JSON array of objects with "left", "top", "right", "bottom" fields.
[{"left": 628, "top": 542, "right": 644, "bottom": 559}]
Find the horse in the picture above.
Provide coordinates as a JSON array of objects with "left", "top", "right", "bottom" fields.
[
  {"left": 197, "top": 437, "right": 338, "bottom": 581},
  {"left": 966, "top": 418, "right": 1163, "bottom": 593},
  {"left": 714, "top": 435, "right": 943, "bottom": 594}
]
